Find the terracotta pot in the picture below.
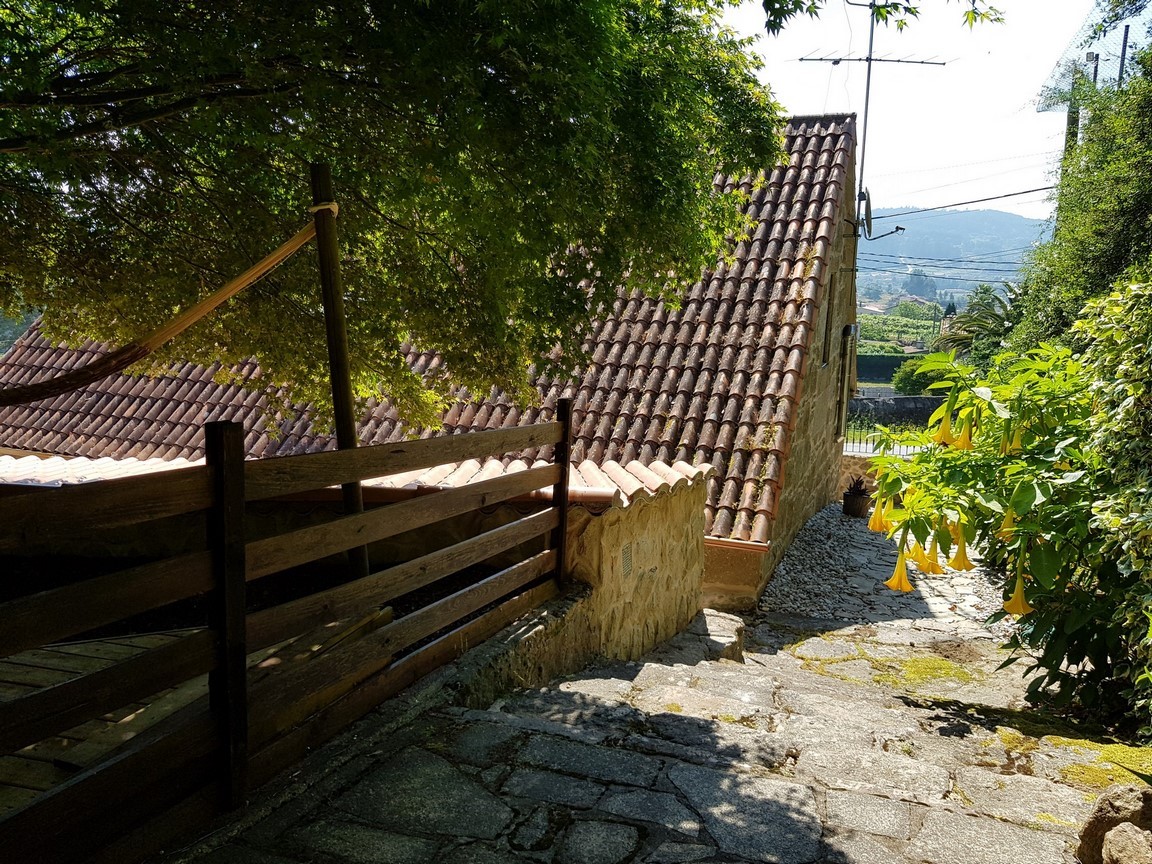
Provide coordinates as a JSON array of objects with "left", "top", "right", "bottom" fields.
[{"left": 842, "top": 492, "right": 871, "bottom": 518}]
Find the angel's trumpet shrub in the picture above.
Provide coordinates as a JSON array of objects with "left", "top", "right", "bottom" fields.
[
  {"left": 1003, "top": 571, "right": 1034, "bottom": 617},
  {"left": 884, "top": 551, "right": 914, "bottom": 592},
  {"left": 948, "top": 531, "right": 975, "bottom": 571}
]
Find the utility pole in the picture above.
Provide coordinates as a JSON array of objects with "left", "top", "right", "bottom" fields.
[
  {"left": 800, "top": 0, "right": 945, "bottom": 238},
  {"left": 1118, "top": 24, "right": 1131, "bottom": 85}
]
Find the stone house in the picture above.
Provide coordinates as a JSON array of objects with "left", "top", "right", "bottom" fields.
[{"left": 0, "top": 114, "right": 859, "bottom": 610}]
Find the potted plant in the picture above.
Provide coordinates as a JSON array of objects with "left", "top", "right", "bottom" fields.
[{"left": 843, "top": 475, "right": 871, "bottom": 517}]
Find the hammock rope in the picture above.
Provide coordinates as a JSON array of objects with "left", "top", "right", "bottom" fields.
[{"left": 0, "top": 221, "right": 318, "bottom": 407}]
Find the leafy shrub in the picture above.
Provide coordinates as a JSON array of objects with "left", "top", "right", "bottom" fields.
[
  {"left": 870, "top": 282, "right": 1152, "bottom": 731},
  {"left": 890, "top": 357, "right": 949, "bottom": 395}
]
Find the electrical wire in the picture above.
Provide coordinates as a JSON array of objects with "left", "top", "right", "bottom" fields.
[
  {"left": 858, "top": 245, "right": 1039, "bottom": 263},
  {"left": 858, "top": 252, "right": 1027, "bottom": 265},
  {"left": 857, "top": 266, "right": 1019, "bottom": 283},
  {"left": 857, "top": 259, "right": 1021, "bottom": 273},
  {"left": 872, "top": 187, "right": 1056, "bottom": 220}
]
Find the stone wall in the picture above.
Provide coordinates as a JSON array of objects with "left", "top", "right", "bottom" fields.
[
  {"left": 837, "top": 453, "right": 879, "bottom": 497},
  {"left": 565, "top": 475, "right": 705, "bottom": 660},
  {"left": 849, "top": 395, "right": 944, "bottom": 426},
  {"left": 455, "top": 473, "right": 708, "bottom": 702},
  {"left": 754, "top": 165, "right": 860, "bottom": 603}
]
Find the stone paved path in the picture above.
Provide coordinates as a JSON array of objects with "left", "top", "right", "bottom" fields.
[{"left": 172, "top": 505, "right": 1129, "bottom": 864}]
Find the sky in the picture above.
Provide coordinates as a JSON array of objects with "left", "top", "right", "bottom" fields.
[{"left": 722, "top": 0, "right": 1099, "bottom": 222}]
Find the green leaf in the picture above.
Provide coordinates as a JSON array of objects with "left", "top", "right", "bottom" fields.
[{"left": 1029, "top": 544, "right": 1061, "bottom": 590}]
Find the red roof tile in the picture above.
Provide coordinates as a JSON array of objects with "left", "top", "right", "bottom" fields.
[{"left": 0, "top": 115, "right": 856, "bottom": 544}]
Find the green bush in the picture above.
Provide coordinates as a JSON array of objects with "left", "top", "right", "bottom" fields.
[
  {"left": 890, "top": 357, "right": 948, "bottom": 395},
  {"left": 871, "top": 283, "right": 1152, "bottom": 730}
]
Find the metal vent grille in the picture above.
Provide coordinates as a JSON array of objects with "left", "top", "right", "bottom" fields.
[{"left": 621, "top": 542, "right": 633, "bottom": 578}]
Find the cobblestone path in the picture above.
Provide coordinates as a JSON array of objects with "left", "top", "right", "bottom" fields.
[{"left": 170, "top": 506, "right": 1118, "bottom": 864}]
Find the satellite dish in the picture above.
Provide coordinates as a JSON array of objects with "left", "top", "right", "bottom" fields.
[{"left": 863, "top": 188, "right": 873, "bottom": 238}]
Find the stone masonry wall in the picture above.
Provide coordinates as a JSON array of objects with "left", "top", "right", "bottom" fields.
[
  {"left": 457, "top": 477, "right": 708, "bottom": 702},
  {"left": 756, "top": 173, "right": 859, "bottom": 596},
  {"left": 837, "top": 453, "right": 878, "bottom": 497},
  {"left": 565, "top": 477, "right": 705, "bottom": 660}
]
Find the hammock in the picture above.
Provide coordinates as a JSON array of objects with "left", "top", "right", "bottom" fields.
[{"left": 0, "top": 222, "right": 317, "bottom": 407}]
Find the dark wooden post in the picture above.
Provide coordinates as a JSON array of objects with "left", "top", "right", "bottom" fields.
[
  {"left": 550, "top": 398, "right": 573, "bottom": 581},
  {"left": 310, "top": 163, "right": 369, "bottom": 580},
  {"left": 205, "top": 421, "right": 248, "bottom": 810}
]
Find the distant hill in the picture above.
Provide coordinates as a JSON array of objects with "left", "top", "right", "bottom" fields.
[{"left": 857, "top": 208, "right": 1051, "bottom": 306}]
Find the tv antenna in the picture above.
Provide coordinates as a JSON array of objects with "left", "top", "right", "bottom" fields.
[{"left": 800, "top": 0, "right": 946, "bottom": 239}]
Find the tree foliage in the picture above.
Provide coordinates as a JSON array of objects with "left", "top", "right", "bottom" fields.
[
  {"left": 759, "top": 0, "right": 1003, "bottom": 34},
  {"left": 934, "top": 282, "right": 1017, "bottom": 370},
  {"left": 872, "top": 279, "right": 1152, "bottom": 729},
  {"left": 0, "top": 1, "right": 781, "bottom": 422},
  {"left": 1014, "top": 47, "right": 1152, "bottom": 350},
  {"left": 890, "top": 356, "right": 947, "bottom": 395}
]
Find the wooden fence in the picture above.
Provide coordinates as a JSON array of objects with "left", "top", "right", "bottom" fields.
[{"left": 0, "top": 406, "right": 572, "bottom": 863}]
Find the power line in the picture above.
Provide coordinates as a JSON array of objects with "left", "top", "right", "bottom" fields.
[
  {"left": 857, "top": 266, "right": 1019, "bottom": 283},
  {"left": 857, "top": 259, "right": 1021, "bottom": 274},
  {"left": 872, "top": 187, "right": 1057, "bottom": 220},
  {"left": 858, "top": 253, "right": 1026, "bottom": 266}
]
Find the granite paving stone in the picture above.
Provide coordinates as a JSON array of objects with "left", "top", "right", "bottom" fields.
[
  {"left": 905, "top": 810, "right": 1070, "bottom": 864},
  {"left": 824, "top": 791, "right": 912, "bottom": 840},
  {"left": 599, "top": 788, "right": 702, "bottom": 836},
  {"left": 556, "top": 821, "right": 641, "bottom": 864},
  {"left": 284, "top": 820, "right": 441, "bottom": 864},
  {"left": 645, "top": 841, "right": 716, "bottom": 863},
  {"left": 333, "top": 747, "right": 514, "bottom": 839},
  {"left": 503, "top": 768, "right": 607, "bottom": 808},
  {"left": 518, "top": 735, "right": 662, "bottom": 787},
  {"left": 668, "top": 762, "right": 822, "bottom": 864}
]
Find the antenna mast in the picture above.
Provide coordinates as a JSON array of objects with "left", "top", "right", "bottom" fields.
[{"left": 802, "top": 0, "right": 946, "bottom": 238}]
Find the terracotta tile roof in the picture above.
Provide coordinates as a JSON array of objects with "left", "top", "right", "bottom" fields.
[
  {"left": 0, "top": 453, "right": 711, "bottom": 511},
  {"left": 0, "top": 115, "right": 856, "bottom": 544}
]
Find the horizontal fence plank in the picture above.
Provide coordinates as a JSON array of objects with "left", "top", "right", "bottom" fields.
[
  {"left": 366, "top": 549, "right": 557, "bottom": 660},
  {"left": 0, "top": 466, "right": 212, "bottom": 552},
  {"left": 0, "top": 711, "right": 217, "bottom": 864},
  {"left": 246, "top": 464, "right": 560, "bottom": 580},
  {"left": 249, "top": 549, "right": 556, "bottom": 747},
  {"left": 0, "top": 630, "right": 215, "bottom": 755},
  {"left": 247, "top": 507, "right": 559, "bottom": 652},
  {"left": 244, "top": 422, "right": 562, "bottom": 500},
  {"left": 249, "top": 577, "right": 559, "bottom": 788},
  {"left": 0, "top": 552, "right": 213, "bottom": 661}
]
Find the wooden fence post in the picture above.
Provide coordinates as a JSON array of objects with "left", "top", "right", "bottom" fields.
[
  {"left": 310, "top": 162, "right": 369, "bottom": 581},
  {"left": 205, "top": 421, "right": 248, "bottom": 810},
  {"left": 551, "top": 398, "right": 573, "bottom": 581}
]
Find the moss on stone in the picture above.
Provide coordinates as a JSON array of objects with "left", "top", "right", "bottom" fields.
[
  {"left": 872, "top": 656, "right": 975, "bottom": 690},
  {"left": 1059, "top": 762, "right": 1125, "bottom": 790},
  {"left": 1046, "top": 736, "right": 1152, "bottom": 790},
  {"left": 1033, "top": 812, "right": 1077, "bottom": 828},
  {"left": 997, "top": 728, "right": 1040, "bottom": 756}
]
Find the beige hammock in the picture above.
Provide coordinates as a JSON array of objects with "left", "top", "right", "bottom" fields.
[{"left": 0, "top": 222, "right": 318, "bottom": 407}]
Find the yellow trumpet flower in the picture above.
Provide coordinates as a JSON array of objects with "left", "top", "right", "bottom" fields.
[
  {"left": 1008, "top": 426, "right": 1023, "bottom": 454},
  {"left": 908, "top": 542, "right": 933, "bottom": 572},
  {"left": 1003, "top": 572, "right": 1034, "bottom": 617},
  {"left": 953, "top": 417, "right": 974, "bottom": 450},
  {"left": 996, "top": 509, "right": 1016, "bottom": 542},
  {"left": 948, "top": 531, "right": 975, "bottom": 571},
  {"left": 922, "top": 534, "right": 944, "bottom": 574},
  {"left": 884, "top": 551, "right": 914, "bottom": 592},
  {"left": 931, "top": 419, "right": 956, "bottom": 447},
  {"left": 868, "top": 498, "right": 891, "bottom": 533}
]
